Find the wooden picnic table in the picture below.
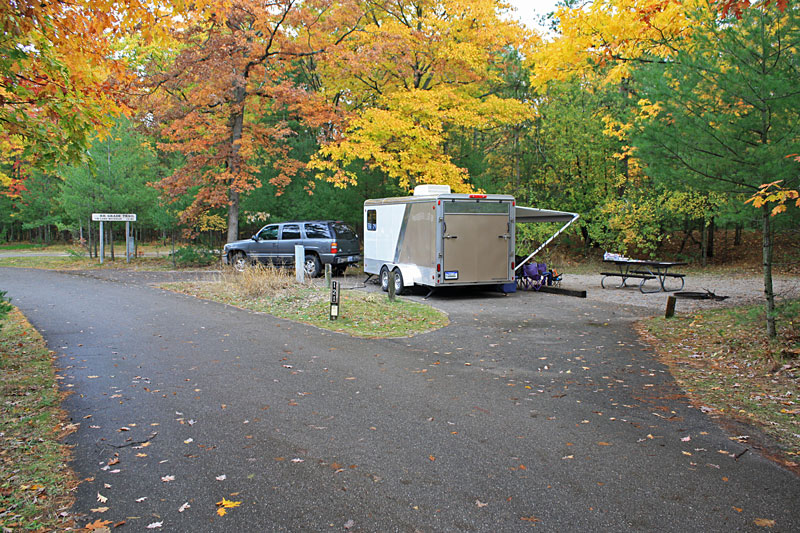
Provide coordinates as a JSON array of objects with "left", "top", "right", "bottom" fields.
[{"left": 601, "top": 259, "right": 687, "bottom": 293}]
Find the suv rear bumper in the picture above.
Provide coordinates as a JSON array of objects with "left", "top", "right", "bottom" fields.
[
  {"left": 330, "top": 253, "right": 362, "bottom": 265},
  {"left": 222, "top": 251, "right": 361, "bottom": 266}
]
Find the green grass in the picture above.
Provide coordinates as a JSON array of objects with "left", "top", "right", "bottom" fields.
[
  {"left": 164, "top": 268, "right": 448, "bottom": 338},
  {"left": 642, "top": 299, "right": 800, "bottom": 467},
  {"left": 0, "top": 243, "right": 48, "bottom": 250},
  {"left": 0, "top": 309, "right": 76, "bottom": 531},
  {"left": 0, "top": 255, "right": 217, "bottom": 271}
]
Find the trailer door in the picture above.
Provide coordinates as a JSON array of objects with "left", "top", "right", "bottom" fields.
[{"left": 442, "top": 201, "right": 511, "bottom": 283}]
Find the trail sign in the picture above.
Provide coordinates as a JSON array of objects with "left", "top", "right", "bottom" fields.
[
  {"left": 92, "top": 213, "right": 137, "bottom": 264},
  {"left": 92, "top": 213, "right": 137, "bottom": 222}
]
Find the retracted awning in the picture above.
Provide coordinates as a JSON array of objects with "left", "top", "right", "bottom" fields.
[
  {"left": 515, "top": 206, "right": 578, "bottom": 224},
  {"left": 514, "top": 206, "right": 580, "bottom": 271}
]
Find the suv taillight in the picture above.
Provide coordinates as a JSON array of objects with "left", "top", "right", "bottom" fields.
[{"left": 331, "top": 241, "right": 338, "bottom": 253}]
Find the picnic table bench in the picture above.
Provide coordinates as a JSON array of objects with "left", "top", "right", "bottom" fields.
[{"left": 601, "top": 259, "right": 687, "bottom": 293}]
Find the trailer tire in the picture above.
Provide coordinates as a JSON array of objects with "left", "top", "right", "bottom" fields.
[
  {"left": 392, "top": 268, "right": 406, "bottom": 295},
  {"left": 380, "top": 266, "right": 390, "bottom": 292}
]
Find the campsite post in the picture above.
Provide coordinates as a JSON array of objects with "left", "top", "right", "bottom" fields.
[{"left": 330, "top": 280, "right": 339, "bottom": 320}]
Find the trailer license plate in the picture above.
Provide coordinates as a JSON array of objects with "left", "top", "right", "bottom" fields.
[{"left": 444, "top": 271, "right": 458, "bottom": 280}]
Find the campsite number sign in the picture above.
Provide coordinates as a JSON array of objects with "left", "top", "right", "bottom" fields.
[{"left": 330, "top": 280, "right": 340, "bottom": 320}]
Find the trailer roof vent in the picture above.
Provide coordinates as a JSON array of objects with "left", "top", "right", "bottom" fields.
[{"left": 413, "top": 184, "right": 451, "bottom": 196}]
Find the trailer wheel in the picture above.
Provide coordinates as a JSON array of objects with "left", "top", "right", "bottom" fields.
[
  {"left": 380, "top": 266, "right": 390, "bottom": 292},
  {"left": 392, "top": 268, "right": 406, "bottom": 295}
]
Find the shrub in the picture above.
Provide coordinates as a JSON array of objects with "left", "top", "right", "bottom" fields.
[{"left": 172, "top": 245, "right": 219, "bottom": 267}]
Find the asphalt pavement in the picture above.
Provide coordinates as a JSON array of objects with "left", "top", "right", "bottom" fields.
[{"left": 1, "top": 267, "right": 797, "bottom": 532}]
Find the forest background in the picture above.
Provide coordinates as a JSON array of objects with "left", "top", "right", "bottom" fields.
[{"left": 1, "top": 1, "right": 799, "bottom": 325}]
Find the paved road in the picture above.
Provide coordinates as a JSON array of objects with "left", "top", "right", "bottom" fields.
[{"left": 1, "top": 268, "right": 797, "bottom": 532}]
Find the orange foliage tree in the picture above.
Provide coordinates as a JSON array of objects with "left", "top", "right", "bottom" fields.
[
  {"left": 0, "top": 0, "right": 191, "bottom": 189},
  {"left": 141, "top": 0, "right": 363, "bottom": 241}
]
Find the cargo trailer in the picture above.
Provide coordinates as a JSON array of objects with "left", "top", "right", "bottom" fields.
[{"left": 364, "top": 185, "right": 578, "bottom": 295}]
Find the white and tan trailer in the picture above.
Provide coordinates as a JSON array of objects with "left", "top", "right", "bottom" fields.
[{"left": 364, "top": 185, "right": 578, "bottom": 295}]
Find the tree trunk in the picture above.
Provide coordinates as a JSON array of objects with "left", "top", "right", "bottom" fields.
[
  {"left": 580, "top": 226, "right": 591, "bottom": 255},
  {"left": 227, "top": 189, "right": 240, "bottom": 243},
  {"left": 226, "top": 84, "right": 247, "bottom": 244},
  {"left": 734, "top": 224, "right": 742, "bottom": 246},
  {"left": 707, "top": 218, "right": 714, "bottom": 258},
  {"left": 700, "top": 220, "right": 708, "bottom": 267},
  {"left": 761, "top": 205, "right": 776, "bottom": 338}
]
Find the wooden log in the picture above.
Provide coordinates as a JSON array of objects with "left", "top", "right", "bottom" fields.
[{"left": 538, "top": 286, "right": 587, "bottom": 298}]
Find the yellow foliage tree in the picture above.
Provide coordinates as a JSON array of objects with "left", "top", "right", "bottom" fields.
[{"left": 310, "top": 0, "right": 533, "bottom": 193}]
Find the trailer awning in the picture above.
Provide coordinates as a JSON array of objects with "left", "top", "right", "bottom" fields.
[
  {"left": 515, "top": 206, "right": 577, "bottom": 224},
  {"left": 514, "top": 206, "right": 580, "bottom": 271}
]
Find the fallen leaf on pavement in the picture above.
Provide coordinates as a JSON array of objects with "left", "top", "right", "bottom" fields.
[
  {"left": 475, "top": 500, "right": 488, "bottom": 508},
  {"left": 91, "top": 507, "right": 109, "bottom": 513},
  {"left": 146, "top": 521, "right": 163, "bottom": 529},
  {"left": 161, "top": 475, "right": 175, "bottom": 482},
  {"left": 97, "top": 492, "right": 108, "bottom": 503},
  {"left": 753, "top": 518, "right": 776, "bottom": 527},
  {"left": 85, "top": 519, "right": 112, "bottom": 530},
  {"left": 178, "top": 502, "right": 190, "bottom": 512},
  {"left": 216, "top": 474, "right": 227, "bottom": 480}
]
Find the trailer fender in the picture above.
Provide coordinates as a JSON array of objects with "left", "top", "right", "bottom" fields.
[{"left": 394, "top": 264, "right": 421, "bottom": 289}]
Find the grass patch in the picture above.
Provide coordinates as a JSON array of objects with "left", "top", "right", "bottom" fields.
[
  {"left": 163, "top": 266, "right": 449, "bottom": 338},
  {"left": 1, "top": 309, "right": 76, "bottom": 531},
  {"left": 0, "top": 255, "right": 216, "bottom": 271},
  {"left": 641, "top": 299, "right": 800, "bottom": 467},
  {"left": 0, "top": 243, "right": 49, "bottom": 251}
]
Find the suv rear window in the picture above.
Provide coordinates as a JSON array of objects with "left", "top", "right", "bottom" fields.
[
  {"left": 281, "top": 224, "right": 301, "bottom": 240},
  {"left": 331, "top": 222, "right": 357, "bottom": 240},
  {"left": 304, "top": 222, "right": 331, "bottom": 239}
]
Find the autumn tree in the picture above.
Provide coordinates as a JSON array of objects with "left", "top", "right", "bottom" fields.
[
  {"left": 0, "top": 1, "right": 193, "bottom": 178},
  {"left": 310, "top": 0, "right": 533, "bottom": 193},
  {"left": 142, "top": 0, "right": 363, "bottom": 242}
]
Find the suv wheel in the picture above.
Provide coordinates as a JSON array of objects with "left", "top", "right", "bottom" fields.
[
  {"left": 304, "top": 254, "right": 321, "bottom": 278},
  {"left": 231, "top": 252, "right": 248, "bottom": 272},
  {"left": 380, "top": 266, "right": 390, "bottom": 292}
]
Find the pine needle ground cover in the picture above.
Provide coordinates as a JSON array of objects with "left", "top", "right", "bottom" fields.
[{"left": 641, "top": 300, "right": 800, "bottom": 470}]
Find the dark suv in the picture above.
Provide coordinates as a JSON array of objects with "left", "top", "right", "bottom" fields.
[{"left": 222, "top": 221, "right": 361, "bottom": 277}]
